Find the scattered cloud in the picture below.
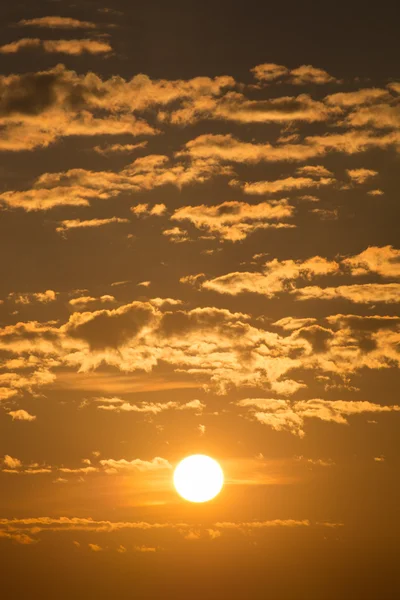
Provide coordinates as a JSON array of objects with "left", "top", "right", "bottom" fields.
[
  {"left": 251, "top": 63, "right": 337, "bottom": 85},
  {"left": 131, "top": 203, "right": 167, "bottom": 217},
  {"left": 201, "top": 256, "right": 339, "bottom": 296},
  {"left": 8, "top": 290, "right": 57, "bottom": 304},
  {"left": 237, "top": 398, "right": 400, "bottom": 437}
]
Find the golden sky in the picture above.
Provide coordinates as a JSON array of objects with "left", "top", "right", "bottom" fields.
[{"left": 0, "top": 2, "right": 399, "bottom": 598}]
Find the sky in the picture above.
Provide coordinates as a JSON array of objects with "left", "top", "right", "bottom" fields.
[{"left": 0, "top": 1, "right": 399, "bottom": 598}]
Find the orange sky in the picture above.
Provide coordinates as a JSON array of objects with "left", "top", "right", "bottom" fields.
[{"left": 0, "top": 2, "right": 399, "bottom": 598}]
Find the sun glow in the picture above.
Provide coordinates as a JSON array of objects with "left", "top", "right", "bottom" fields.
[{"left": 173, "top": 455, "right": 224, "bottom": 503}]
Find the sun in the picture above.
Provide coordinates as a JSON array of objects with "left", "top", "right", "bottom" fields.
[{"left": 173, "top": 455, "right": 224, "bottom": 503}]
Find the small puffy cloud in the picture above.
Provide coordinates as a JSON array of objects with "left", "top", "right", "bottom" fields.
[
  {"left": 289, "top": 65, "right": 338, "bottom": 85},
  {"left": 131, "top": 203, "right": 167, "bottom": 217},
  {"left": 162, "top": 227, "right": 190, "bottom": 243},
  {"left": 347, "top": 168, "right": 378, "bottom": 184},
  {"left": 374, "top": 455, "right": 385, "bottom": 463},
  {"left": 171, "top": 200, "right": 294, "bottom": 241},
  {"left": 137, "top": 281, "right": 151, "bottom": 287},
  {"left": 3, "top": 455, "right": 22, "bottom": 469},
  {"left": 69, "top": 295, "right": 116, "bottom": 307},
  {"left": 367, "top": 189, "right": 384, "bottom": 196},
  {"left": 18, "top": 16, "right": 98, "bottom": 29},
  {"left": 88, "top": 543, "right": 103, "bottom": 552},
  {"left": 251, "top": 63, "right": 289, "bottom": 82},
  {"left": 7, "top": 410, "right": 36, "bottom": 422}
]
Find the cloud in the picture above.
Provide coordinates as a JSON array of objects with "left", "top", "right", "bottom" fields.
[
  {"left": 167, "top": 92, "right": 336, "bottom": 125},
  {"left": 0, "top": 154, "right": 231, "bottom": 211},
  {"left": 289, "top": 65, "right": 338, "bottom": 85},
  {"left": 95, "top": 398, "right": 205, "bottom": 415},
  {"left": 1, "top": 300, "right": 398, "bottom": 400},
  {"left": 237, "top": 398, "right": 400, "bottom": 437},
  {"left": 199, "top": 247, "right": 400, "bottom": 301},
  {"left": 171, "top": 200, "right": 294, "bottom": 241},
  {"left": 325, "top": 88, "right": 390, "bottom": 106},
  {"left": 0, "top": 515, "right": 336, "bottom": 547},
  {"left": 8, "top": 290, "right": 57, "bottom": 304},
  {"left": 342, "top": 246, "right": 400, "bottom": 278},
  {"left": 162, "top": 227, "right": 190, "bottom": 243},
  {"left": 17, "top": 17, "right": 98, "bottom": 29},
  {"left": 273, "top": 317, "right": 317, "bottom": 331},
  {"left": 3, "top": 455, "right": 22, "bottom": 469},
  {"left": 94, "top": 142, "right": 147, "bottom": 155},
  {"left": 134, "top": 545, "right": 157, "bottom": 552},
  {"left": 346, "top": 168, "right": 378, "bottom": 184},
  {"left": 296, "top": 165, "right": 334, "bottom": 177},
  {"left": 1, "top": 64, "right": 235, "bottom": 151},
  {"left": 233, "top": 175, "right": 334, "bottom": 195},
  {"left": 131, "top": 203, "right": 167, "bottom": 217},
  {"left": 182, "top": 133, "right": 322, "bottom": 163},
  {"left": 99, "top": 457, "right": 172, "bottom": 474},
  {"left": 294, "top": 283, "right": 400, "bottom": 303},
  {"left": 201, "top": 256, "right": 339, "bottom": 296},
  {"left": 0, "top": 38, "right": 41, "bottom": 53},
  {"left": 69, "top": 295, "right": 116, "bottom": 307},
  {"left": 215, "top": 519, "right": 311, "bottom": 529},
  {"left": 251, "top": 63, "right": 337, "bottom": 85},
  {"left": 251, "top": 63, "right": 289, "bottom": 82},
  {"left": 182, "top": 128, "right": 400, "bottom": 168},
  {"left": 0, "top": 38, "right": 112, "bottom": 55},
  {"left": 7, "top": 410, "right": 36, "bottom": 422},
  {"left": 56, "top": 217, "right": 130, "bottom": 232}
]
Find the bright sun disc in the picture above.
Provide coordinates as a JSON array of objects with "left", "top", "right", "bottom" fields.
[{"left": 173, "top": 455, "right": 224, "bottom": 503}]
